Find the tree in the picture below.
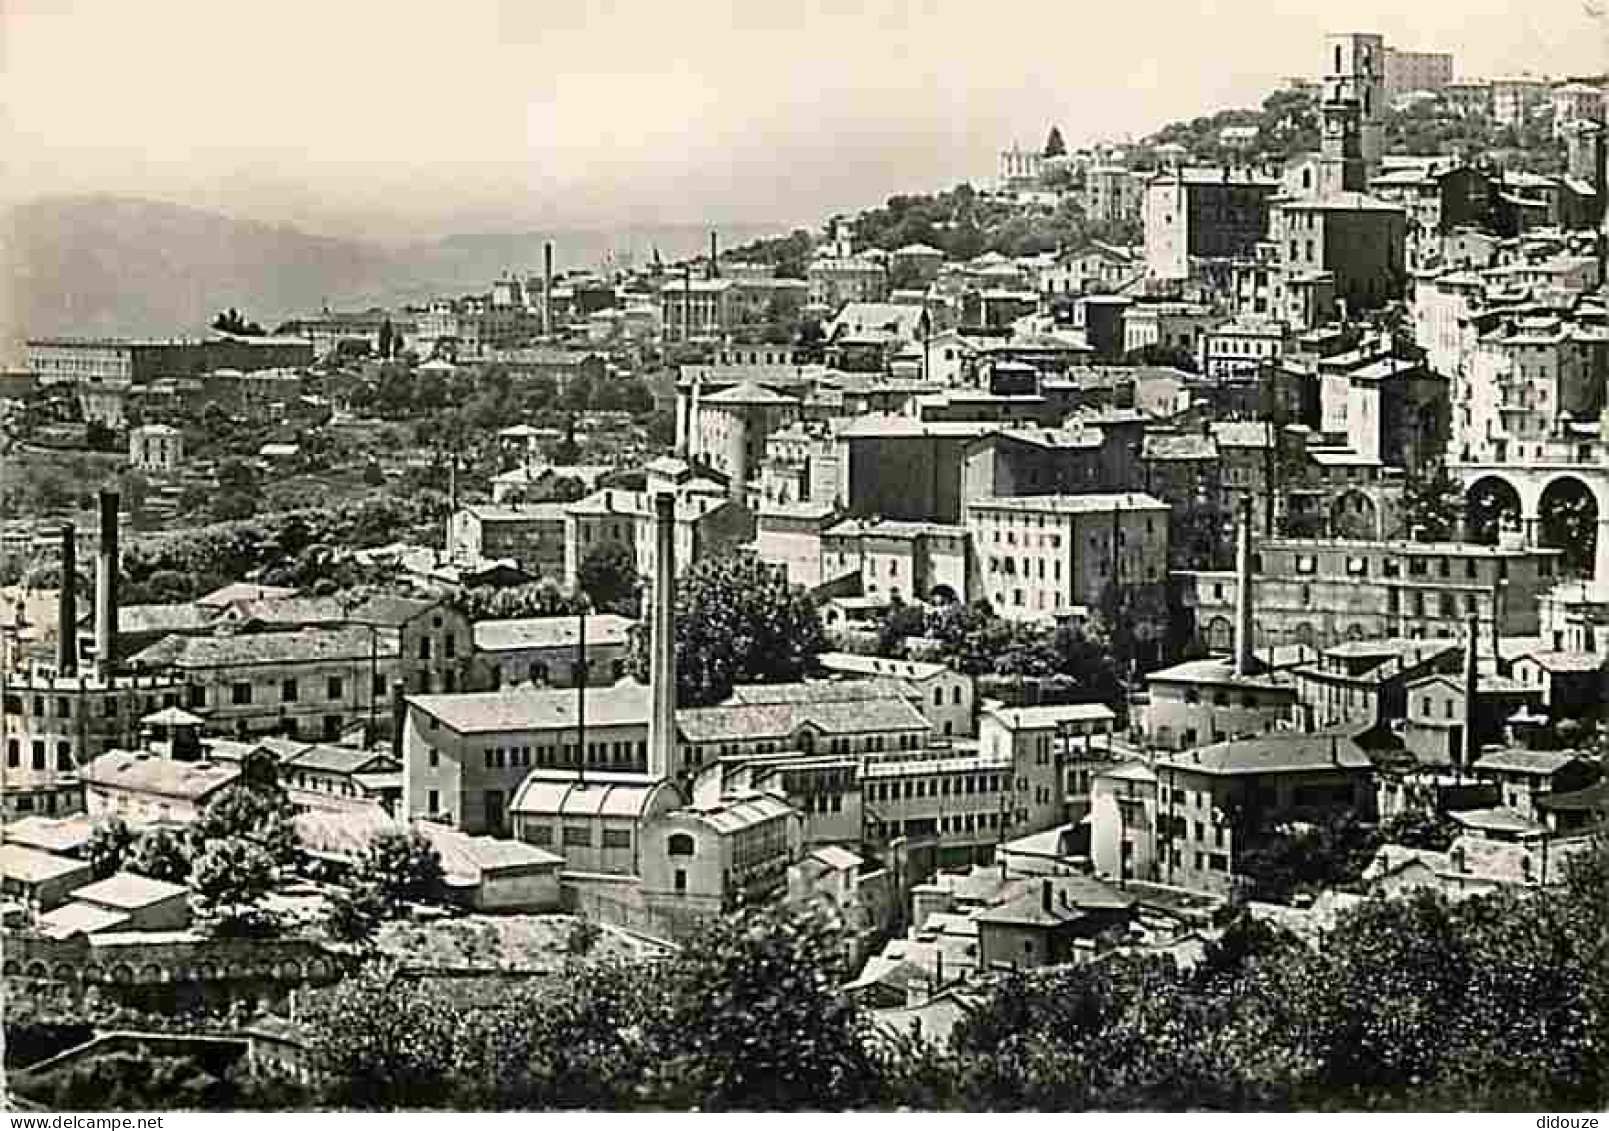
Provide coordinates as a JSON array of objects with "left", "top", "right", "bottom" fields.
[
  {"left": 212, "top": 459, "right": 262, "bottom": 522},
  {"left": 193, "top": 748, "right": 298, "bottom": 868},
  {"left": 1378, "top": 808, "right": 1459, "bottom": 851},
  {"left": 189, "top": 836, "right": 279, "bottom": 937},
  {"left": 212, "top": 309, "right": 265, "bottom": 336},
  {"left": 628, "top": 555, "right": 825, "bottom": 707},
  {"left": 85, "top": 818, "right": 137, "bottom": 881},
  {"left": 1400, "top": 463, "right": 1465, "bottom": 541},
  {"left": 577, "top": 540, "right": 640, "bottom": 616},
  {"left": 128, "top": 827, "right": 192, "bottom": 884},
  {"left": 357, "top": 828, "right": 445, "bottom": 912},
  {"left": 646, "top": 907, "right": 878, "bottom": 1111},
  {"left": 1043, "top": 125, "right": 1067, "bottom": 157},
  {"left": 302, "top": 962, "right": 460, "bottom": 1109}
]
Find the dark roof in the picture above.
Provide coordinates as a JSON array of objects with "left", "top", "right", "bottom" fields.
[{"left": 1158, "top": 730, "right": 1374, "bottom": 775}]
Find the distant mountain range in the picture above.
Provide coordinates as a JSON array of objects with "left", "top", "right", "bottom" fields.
[{"left": 0, "top": 195, "right": 786, "bottom": 359}]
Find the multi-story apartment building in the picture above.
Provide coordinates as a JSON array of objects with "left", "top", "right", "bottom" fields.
[
  {"left": 1491, "top": 76, "right": 1551, "bottom": 129},
  {"left": 446, "top": 503, "right": 569, "bottom": 579},
  {"left": 128, "top": 628, "right": 405, "bottom": 744},
  {"left": 1143, "top": 168, "right": 1281, "bottom": 280},
  {"left": 127, "top": 425, "right": 184, "bottom": 473},
  {"left": 1383, "top": 48, "right": 1455, "bottom": 97},
  {"left": 25, "top": 337, "right": 313, "bottom": 387},
  {"left": 819, "top": 517, "right": 972, "bottom": 603},
  {"left": 1082, "top": 167, "right": 1144, "bottom": 228},
  {"left": 807, "top": 255, "right": 890, "bottom": 311},
  {"left": 1178, "top": 535, "right": 1563, "bottom": 654},
  {"left": 1369, "top": 163, "right": 1495, "bottom": 270},
  {"left": 1198, "top": 318, "right": 1285, "bottom": 377},
  {"left": 1145, "top": 731, "right": 1377, "bottom": 895},
  {"left": 562, "top": 489, "right": 755, "bottom": 590},
  {"left": 470, "top": 614, "right": 636, "bottom": 691},
  {"left": 688, "top": 380, "right": 801, "bottom": 502},
  {"left": 1122, "top": 302, "right": 1224, "bottom": 358},
  {"left": 1270, "top": 195, "right": 1407, "bottom": 328},
  {"left": 963, "top": 493, "right": 1170, "bottom": 628},
  {"left": 1553, "top": 81, "right": 1607, "bottom": 139}
]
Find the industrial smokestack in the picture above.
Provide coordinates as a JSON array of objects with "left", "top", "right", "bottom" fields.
[
  {"left": 95, "top": 490, "right": 119, "bottom": 679},
  {"left": 647, "top": 492, "right": 677, "bottom": 780},
  {"left": 1232, "top": 494, "right": 1256, "bottom": 677},
  {"left": 56, "top": 523, "right": 77, "bottom": 676},
  {"left": 1595, "top": 127, "right": 1607, "bottom": 291},
  {"left": 1461, "top": 609, "right": 1479, "bottom": 770},
  {"left": 709, "top": 230, "right": 718, "bottom": 279},
  {"left": 543, "top": 241, "right": 554, "bottom": 337}
]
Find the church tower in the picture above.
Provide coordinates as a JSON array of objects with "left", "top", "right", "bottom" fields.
[{"left": 1317, "top": 86, "right": 1367, "bottom": 198}]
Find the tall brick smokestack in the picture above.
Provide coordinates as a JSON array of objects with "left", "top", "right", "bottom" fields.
[
  {"left": 1233, "top": 494, "right": 1256, "bottom": 677},
  {"left": 647, "top": 492, "right": 677, "bottom": 780},
  {"left": 1595, "top": 126, "right": 1606, "bottom": 291},
  {"left": 56, "top": 523, "right": 77, "bottom": 676},
  {"left": 709, "top": 230, "right": 718, "bottom": 279},
  {"left": 1461, "top": 609, "right": 1479, "bottom": 770},
  {"left": 95, "top": 490, "right": 119, "bottom": 679},
  {"left": 543, "top": 241, "right": 554, "bottom": 337}
]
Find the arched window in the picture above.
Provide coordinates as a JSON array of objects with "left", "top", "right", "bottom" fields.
[{"left": 668, "top": 833, "right": 695, "bottom": 857}]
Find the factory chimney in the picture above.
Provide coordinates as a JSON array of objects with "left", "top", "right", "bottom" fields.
[
  {"left": 56, "top": 523, "right": 77, "bottom": 676},
  {"left": 647, "top": 492, "right": 678, "bottom": 780},
  {"left": 94, "top": 490, "right": 119, "bottom": 679},
  {"left": 709, "top": 230, "right": 719, "bottom": 279},
  {"left": 1232, "top": 493, "right": 1256, "bottom": 677},
  {"left": 1595, "top": 126, "right": 1607, "bottom": 292},
  {"left": 1460, "top": 609, "right": 1479, "bottom": 770},
  {"left": 543, "top": 241, "right": 554, "bottom": 337}
]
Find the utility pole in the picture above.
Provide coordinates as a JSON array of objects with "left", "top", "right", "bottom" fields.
[{"left": 576, "top": 601, "right": 588, "bottom": 787}]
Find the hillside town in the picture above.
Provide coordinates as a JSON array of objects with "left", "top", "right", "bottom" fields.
[{"left": 2, "top": 26, "right": 1607, "bottom": 1115}]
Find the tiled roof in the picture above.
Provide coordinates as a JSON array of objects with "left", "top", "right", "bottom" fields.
[
  {"left": 420, "top": 823, "right": 564, "bottom": 875},
  {"left": 73, "top": 871, "right": 188, "bottom": 910},
  {"left": 983, "top": 702, "right": 1117, "bottom": 729},
  {"left": 969, "top": 492, "right": 1168, "bottom": 516},
  {"left": 81, "top": 751, "right": 241, "bottom": 801},
  {"left": 1518, "top": 650, "right": 1604, "bottom": 674},
  {"left": 1147, "top": 657, "right": 1291, "bottom": 692},
  {"left": 1537, "top": 778, "right": 1609, "bottom": 813},
  {"left": 702, "top": 380, "right": 800, "bottom": 407},
  {"left": 129, "top": 627, "right": 398, "bottom": 669},
  {"left": 725, "top": 678, "right": 919, "bottom": 707},
  {"left": 118, "top": 603, "right": 217, "bottom": 635},
  {"left": 1473, "top": 749, "right": 1585, "bottom": 776},
  {"left": 674, "top": 791, "right": 797, "bottom": 834},
  {"left": 975, "top": 875, "right": 1134, "bottom": 927},
  {"left": 1158, "top": 730, "right": 1374, "bottom": 775},
  {"left": 473, "top": 614, "right": 636, "bottom": 654},
  {"left": 285, "top": 743, "right": 396, "bottom": 776},
  {"left": 1449, "top": 806, "right": 1548, "bottom": 836},
  {"left": 816, "top": 652, "right": 950, "bottom": 681},
  {"left": 223, "top": 596, "right": 346, "bottom": 627},
  {"left": 678, "top": 696, "right": 930, "bottom": 743},
  {"left": 349, "top": 594, "right": 442, "bottom": 628},
  {"left": 410, "top": 682, "right": 651, "bottom": 735},
  {"left": 1143, "top": 433, "right": 1217, "bottom": 460}
]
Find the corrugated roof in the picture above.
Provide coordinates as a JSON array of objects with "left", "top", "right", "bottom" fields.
[
  {"left": 509, "top": 771, "right": 681, "bottom": 820},
  {"left": 725, "top": 678, "right": 919, "bottom": 707},
  {"left": 676, "top": 791, "right": 797, "bottom": 834}
]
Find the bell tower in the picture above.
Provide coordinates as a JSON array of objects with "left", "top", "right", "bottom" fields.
[{"left": 1318, "top": 87, "right": 1366, "bottom": 197}]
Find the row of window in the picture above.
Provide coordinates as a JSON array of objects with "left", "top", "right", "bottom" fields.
[
  {"left": 868, "top": 811, "right": 1004, "bottom": 838},
  {"left": 524, "top": 823, "right": 634, "bottom": 850},
  {"left": 6, "top": 738, "right": 74, "bottom": 772},
  {"left": 865, "top": 771, "right": 1005, "bottom": 803}
]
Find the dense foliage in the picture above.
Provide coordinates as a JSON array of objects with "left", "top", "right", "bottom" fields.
[
  {"left": 290, "top": 839, "right": 1609, "bottom": 1110},
  {"left": 576, "top": 539, "right": 641, "bottom": 617},
  {"left": 627, "top": 555, "right": 826, "bottom": 707},
  {"left": 326, "top": 829, "right": 447, "bottom": 944}
]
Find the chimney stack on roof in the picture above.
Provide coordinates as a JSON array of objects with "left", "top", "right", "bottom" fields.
[
  {"left": 1232, "top": 494, "right": 1257, "bottom": 678},
  {"left": 1041, "top": 878, "right": 1053, "bottom": 915},
  {"left": 1462, "top": 609, "right": 1480, "bottom": 769},
  {"left": 94, "top": 490, "right": 120, "bottom": 681},
  {"left": 647, "top": 492, "right": 678, "bottom": 780}
]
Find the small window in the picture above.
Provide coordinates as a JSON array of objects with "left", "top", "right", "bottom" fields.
[{"left": 668, "top": 832, "right": 696, "bottom": 857}]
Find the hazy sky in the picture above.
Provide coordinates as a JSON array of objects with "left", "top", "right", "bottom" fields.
[{"left": 2, "top": 0, "right": 1604, "bottom": 241}]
